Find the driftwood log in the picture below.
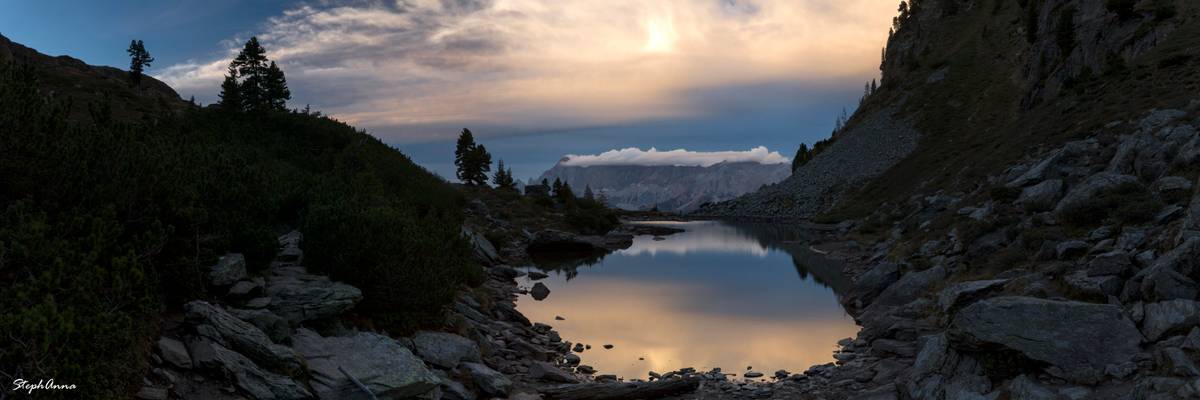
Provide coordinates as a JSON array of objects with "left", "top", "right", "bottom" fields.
[{"left": 539, "top": 377, "right": 701, "bottom": 400}]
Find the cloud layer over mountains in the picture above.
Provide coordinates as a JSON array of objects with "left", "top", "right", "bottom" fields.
[
  {"left": 156, "top": 0, "right": 893, "bottom": 143},
  {"left": 561, "top": 146, "right": 788, "bottom": 167}
]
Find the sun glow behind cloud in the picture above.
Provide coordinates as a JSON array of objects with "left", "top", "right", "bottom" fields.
[{"left": 157, "top": 0, "right": 894, "bottom": 143}]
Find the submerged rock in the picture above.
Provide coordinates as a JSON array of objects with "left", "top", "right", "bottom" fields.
[{"left": 530, "top": 282, "right": 551, "bottom": 301}]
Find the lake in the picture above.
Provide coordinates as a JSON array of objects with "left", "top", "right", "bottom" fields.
[{"left": 515, "top": 220, "right": 858, "bottom": 381}]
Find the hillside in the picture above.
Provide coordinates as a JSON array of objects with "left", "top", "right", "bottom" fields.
[
  {"left": 536, "top": 159, "right": 790, "bottom": 212},
  {"left": 690, "top": 0, "right": 1200, "bottom": 398},
  {"left": 702, "top": 0, "right": 1200, "bottom": 221},
  {"left": 0, "top": 34, "right": 477, "bottom": 398}
]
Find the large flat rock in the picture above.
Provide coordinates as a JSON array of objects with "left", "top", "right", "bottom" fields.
[
  {"left": 293, "top": 329, "right": 439, "bottom": 399},
  {"left": 950, "top": 297, "right": 1143, "bottom": 382}
]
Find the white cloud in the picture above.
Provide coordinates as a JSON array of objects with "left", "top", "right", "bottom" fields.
[
  {"left": 156, "top": 0, "right": 894, "bottom": 143},
  {"left": 561, "top": 146, "right": 788, "bottom": 167}
]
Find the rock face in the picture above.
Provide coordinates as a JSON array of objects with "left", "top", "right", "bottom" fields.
[
  {"left": 535, "top": 160, "right": 790, "bottom": 212},
  {"left": 1141, "top": 300, "right": 1200, "bottom": 341},
  {"left": 411, "top": 331, "right": 482, "bottom": 369},
  {"left": 188, "top": 338, "right": 311, "bottom": 400},
  {"left": 184, "top": 301, "right": 302, "bottom": 374},
  {"left": 460, "top": 362, "right": 512, "bottom": 397},
  {"left": 264, "top": 271, "right": 362, "bottom": 325},
  {"left": 698, "top": 108, "right": 921, "bottom": 218},
  {"left": 293, "top": 329, "right": 440, "bottom": 399},
  {"left": 950, "top": 297, "right": 1142, "bottom": 382}
]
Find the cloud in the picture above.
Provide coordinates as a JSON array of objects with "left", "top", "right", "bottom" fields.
[
  {"left": 156, "top": 0, "right": 894, "bottom": 143},
  {"left": 561, "top": 146, "right": 787, "bottom": 167}
]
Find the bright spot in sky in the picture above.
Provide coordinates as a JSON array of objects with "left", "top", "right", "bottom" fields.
[{"left": 643, "top": 16, "right": 676, "bottom": 53}]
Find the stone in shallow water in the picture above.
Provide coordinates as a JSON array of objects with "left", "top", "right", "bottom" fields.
[{"left": 530, "top": 282, "right": 551, "bottom": 301}]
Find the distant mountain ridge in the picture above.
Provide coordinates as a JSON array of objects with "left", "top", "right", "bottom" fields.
[{"left": 534, "top": 159, "right": 790, "bottom": 212}]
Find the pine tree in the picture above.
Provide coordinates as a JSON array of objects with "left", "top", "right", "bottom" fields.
[
  {"left": 552, "top": 178, "right": 564, "bottom": 198},
  {"left": 583, "top": 185, "right": 595, "bottom": 201},
  {"left": 557, "top": 182, "right": 576, "bottom": 206},
  {"left": 218, "top": 72, "right": 243, "bottom": 112},
  {"left": 493, "top": 159, "right": 516, "bottom": 190},
  {"left": 871, "top": 79, "right": 878, "bottom": 94},
  {"left": 126, "top": 40, "right": 154, "bottom": 86},
  {"left": 792, "top": 143, "right": 811, "bottom": 172},
  {"left": 455, "top": 129, "right": 477, "bottom": 183},
  {"left": 263, "top": 61, "right": 291, "bottom": 111},
  {"left": 463, "top": 144, "right": 492, "bottom": 186}
]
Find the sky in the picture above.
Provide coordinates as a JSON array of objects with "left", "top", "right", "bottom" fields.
[{"left": 0, "top": 0, "right": 894, "bottom": 181}]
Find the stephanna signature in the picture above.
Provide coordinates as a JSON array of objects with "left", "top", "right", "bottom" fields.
[{"left": 11, "top": 379, "right": 77, "bottom": 395}]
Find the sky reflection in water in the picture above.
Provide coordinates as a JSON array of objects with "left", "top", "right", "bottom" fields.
[{"left": 515, "top": 221, "right": 858, "bottom": 381}]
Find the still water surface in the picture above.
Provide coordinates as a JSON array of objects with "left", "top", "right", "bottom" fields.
[{"left": 515, "top": 220, "right": 858, "bottom": 380}]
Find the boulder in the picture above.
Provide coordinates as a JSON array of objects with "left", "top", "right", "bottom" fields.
[
  {"left": 184, "top": 301, "right": 301, "bottom": 374},
  {"left": 1055, "top": 241, "right": 1088, "bottom": 260},
  {"left": 277, "top": 231, "right": 303, "bottom": 263},
  {"left": 870, "top": 265, "right": 947, "bottom": 308},
  {"left": 411, "top": 331, "right": 481, "bottom": 369},
  {"left": 1008, "top": 375, "right": 1055, "bottom": 400},
  {"left": 1054, "top": 173, "right": 1139, "bottom": 214},
  {"left": 227, "top": 308, "right": 291, "bottom": 344},
  {"left": 528, "top": 271, "right": 549, "bottom": 280},
  {"left": 227, "top": 280, "right": 263, "bottom": 300},
  {"left": 187, "top": 338, "right": 311, "bottom": 399},
  {"left": 460, "top": 362, "right": 512, "bottom": 397},
  {"left": 1087, "top": 251, "right": 1132, "bottom": 276},
  {"left": 156, "top": 337, "right": 192, "bottom": 369},
  {"left": 1142, "top": 300, "right": 1200, "bottom": 341},
  {"left": 1154, "top": 176, "right": 1194, "bottom": 194},
  {"left": 265, "top": 272, "right": 362, "bottom": 325},
  {"left": 1063, "top": 271, "right": 1122, "bottom": 297},
  {"left": 849, "top": 262, "right": 901, "bottom": 307},
  {"left": 530, "top": 282, "right": 551, "bottom": 301},
  {"left": 1180, "top": 189, "right": 1200, "bottom": 245},
  {"left": 950, "top": 297, "right": 1142, "bottom": 383},
  {"left": 1016, "top": 180, "right": 1063, "bottom": 211},
  {"left": 938, "top": 279, "right": 1008, "bottom": 313},
  {"left": 292, "top": 328, "right": 439, "bottom": 399},
  {"left": 1159, "top": 347, "right": 1200, "bottom": 377},
  {"left": 462, "top": 226, "right": 500, "bottom": 266},
  {"left": 529, "top": 361, "right": 579, "bottom": 383},
  {"left": 210, "top": 253, "right": 247, "bottom": 287}
]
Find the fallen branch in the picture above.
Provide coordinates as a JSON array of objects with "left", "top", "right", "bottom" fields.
[{"left": 338, "top": 366, "right": 378, "bottom": 400}]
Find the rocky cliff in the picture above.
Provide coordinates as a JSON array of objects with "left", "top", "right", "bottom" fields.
[{"left": 536, "top": 160, "right": 790, "bottom": 212}]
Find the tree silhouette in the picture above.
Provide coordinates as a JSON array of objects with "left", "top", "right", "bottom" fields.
[
  {"left": 493, "top": 159, "right": 517, "bottom": 190},
  {"left": 583, "top": 185, "right": 595, "bottom": 201},
  {"left": 454, "top": 129, "right": 492, "bottom": 186},
  {"left": 126, "top": 40, "right": 154, "bottom": 86},
  {"left": 220, "top": 37, "right": 289, "bottom": 112}
]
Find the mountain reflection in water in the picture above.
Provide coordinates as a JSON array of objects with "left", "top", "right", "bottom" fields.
[{"left": 516, "top": 220, "right": 858, "bottom": 380}]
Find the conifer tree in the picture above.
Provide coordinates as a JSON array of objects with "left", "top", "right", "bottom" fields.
[
  {"left": 466, "top": 144, "right": 492, "bottom": 186},
  {"left": 218, "top": 72, "right": 243, "bottom": 112},
  {"left": 126, "top": 40, "right": 154, "bottom": 86},
  {"left": 583, "top": 185, "right": 595, "bottom": 201},
  {"left": 264, "top": 61, "right": 291, "bottom": 111},
  {"left": 552, "top": 178, "right": 564, "bottom": 198},
  {"left": 493, "top": 159, "right": 517, "bottom": 190},
  {"left": 455, "top": 129, "right": 477, "bottom": 183}
]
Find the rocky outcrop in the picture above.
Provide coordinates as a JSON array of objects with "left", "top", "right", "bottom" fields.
[
  {"left": 949, "top": 297, "right": 1143, "bottom": 383},
  {"left": 410, "top": 331, "right": 482, "bottom": 369},
  {"left": 264, "top": 270, "right": 362, "bottom": 325},
  {"left": 209, "top": 254, "right": 247, "bottom": 287},
  {"left": 184, "top": 301, "right": 302, "bottom": 374},
  {"left": 293, "top": 329, "right": 440, "bottom": 399}
]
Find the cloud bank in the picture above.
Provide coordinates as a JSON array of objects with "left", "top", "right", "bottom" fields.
[
  {"left": 561, "top": 146, "right": 787, "bottom": 167},
  {"left": 155, "top": 0, "right": 894, "bottom": 143}
]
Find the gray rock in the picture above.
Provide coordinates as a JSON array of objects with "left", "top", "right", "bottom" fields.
[
  {"left": 563, "top": 353, "right": 581, "bottom": 366},
  {"left": 744, "top": 371, "right": 764, "bottom": 378},
  {"left": 438, "top": 376, "right": 475, "bottom": 400},
  {"left": 265, "top": 272, "right": 362, "bottom": 325},
  {"left": 293, "top": 328, "right": 439, "bottom": 399},
  {"left": 1180, "top": 189, "right": 1200, "bottom": 245},
  {"left": 1142, "top": 300, "right": 1200, "bottom": 341},
  {"left": 939, "top": 279, "right": 1008, "bottom": 313},
  {"left": 157, "top": 337, "right": 192, "bottom": 369},
  {"left": 1008, "top": 375, "right": 1055, "bottom": 400},
  {"left": 1017, "top": 179, "right": 1063, "bottom": 211},
  {"left": 529, "top": 361, "right": 579, "bottom": 383},
  {"left": 462, "top": 226, "right": 500, "bottom": 266},
  {"left": 411, "top": 331, "right": 481, "bottom": 369},
  {"left": 135, "top": 386, "right": 169, "bottom": 400},
  {"left": 871, "top": 265, "right": 947, "bottom": 308},
  {"left": 528, "top": 271, "right": 549, "bottom": 280},
  {"left": 1088, "top": 251, "right": 1132, "bottom": 276},
  {"left": 1138, "top": 264, "right": 1198, "bottom": 302},
  {"left": 1155, "top": 176, "right": 1194, "bottom": 194},
  {"left": 1055, "top": 241, "right": 1088, "bottom": 260},
  {"left": 188, "top": 338, "right": 311, "bottom": 399},
  {"left": 850, "top": 262, "right": 901, "bottom": 307},
  {"left": 1054, "top": 173, "right": 1139, "bottom": 214},
  {"left": 1063, "top": 271, "right": 1122, "bottom": 297},
  {"left": 277, "top": 231, "right": 303, "bottom": 263},
  {"left": 184, "top": 301, "right": 301, "bottom": 374},
  {"left": 1160, "top": 347, "right": 1200, "bottom": 377},
  {"left": 950, "top": 297, "right": 1142, "bottom": 383},
  {"left": 245, "top": 297, "right": 272, "bottom": 309},
  {"left": 228, "top": 280, "right": 263, "bottom": 299},
  {"left": 530, "top": 282, "right": 551, "bottom": 301},
  {"left": 460, "top": 362, "right": 512, "bottom": 397},
  {"left": 227, "top": 308, "right": 291, "bottom": 344},
  {"left": 210, "top": 253, "right": 247, "bottom": 287}
]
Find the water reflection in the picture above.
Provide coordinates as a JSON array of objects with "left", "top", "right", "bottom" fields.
[{"left": 516, "top": 220, "right": 858, "bottom": 380}]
